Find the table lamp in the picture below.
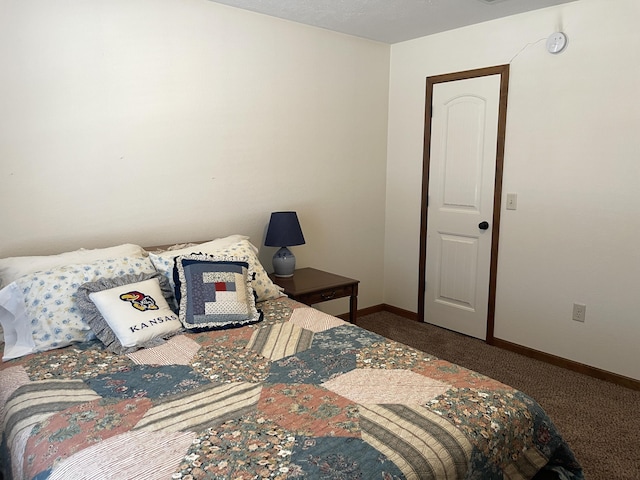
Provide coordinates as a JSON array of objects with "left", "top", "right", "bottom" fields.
[{"left": 264, "top": 211, "right": 305, "bottom": 277}]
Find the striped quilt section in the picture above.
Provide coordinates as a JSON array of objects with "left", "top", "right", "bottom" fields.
[
  {"left": 133, "top": 381, "right": 262, "bottom": 432},
  {"left": 359, "top": 403, "right": 473, "bottom": 480},
  {"left": 48, "top": 430, "right": 196, "bottom": 480},
  {"left": 4, "top": 380, "right": 101, "bottom": 447},
  {"left": 289, "top": 306, "right": 347, "bottom": 332},
  {"left": 126, "top": 334, "right": 201, "bottom": 366},
  {"left": 0, "top": 365, "right": 30, "bottom": 429},
  {"left": 247, "top": 321, "right": 314, "bottom": 360},
  {"left": 3, "top": 380, "right": 101, "bottom": 479},
  {"left": 502, "top": 445, "right": 550, "bottom": 480}
]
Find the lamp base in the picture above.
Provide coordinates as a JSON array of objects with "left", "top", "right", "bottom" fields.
[{"left": 272, "top": 247, "right": 296, "bottom": 277}]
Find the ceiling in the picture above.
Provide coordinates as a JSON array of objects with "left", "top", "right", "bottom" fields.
[{"left": 208, "top": 0, "right": 577, "bottom": 44}]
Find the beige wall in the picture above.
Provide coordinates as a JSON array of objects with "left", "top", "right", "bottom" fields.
[
  {"left": 2, "top": 0, "right": 638, "bottom": 381},
  {"left": 0, "top": 0, "right": 390, "bottom": 315},
  {"left": 385, "top": 0, "right": 640, "bottom": 380}
]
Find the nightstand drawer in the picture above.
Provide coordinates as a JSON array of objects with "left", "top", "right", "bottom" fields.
[
  {"left": 294, "top": 284, "right": 355, "bottom": 305},
  {"left": 269, "top": 268, "right": 359, "bottom": 323}
]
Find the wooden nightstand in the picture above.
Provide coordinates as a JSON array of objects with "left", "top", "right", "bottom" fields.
[{"left": 269, "top": 268, "right": 360, "bottom": 323}]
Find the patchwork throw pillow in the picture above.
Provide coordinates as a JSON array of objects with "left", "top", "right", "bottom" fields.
[
  {"left": 77, "top": 272, "right": 182, "bottom": 354},
  {"left": 0, "top": 255, "right": 156, "bottom": 360},
  {"left": 174, "top": 253, "right": 262, "bottom": 330},
  {"left": 149, "top": 236, "right": 283, "bottom": 302}
]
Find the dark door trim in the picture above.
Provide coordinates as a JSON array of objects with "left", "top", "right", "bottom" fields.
[{"left": 417, "top": 64, "right": 510, "bottom": 344}]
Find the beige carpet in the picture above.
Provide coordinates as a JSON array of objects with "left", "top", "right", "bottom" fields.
[{"left": 356, "top": 311, "right": 640, "bottom": 480}]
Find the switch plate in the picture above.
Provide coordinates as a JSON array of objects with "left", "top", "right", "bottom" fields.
[
  {"left": 572, "top": 303, "right": 586, "bottom": 322},
  {"left": 506, "top": 193, "right": 517, "bottom": 210}
]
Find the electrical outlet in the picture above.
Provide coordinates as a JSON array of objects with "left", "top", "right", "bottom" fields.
[{"left": 572, "top": 303, "right": 586, "bottom": 322}]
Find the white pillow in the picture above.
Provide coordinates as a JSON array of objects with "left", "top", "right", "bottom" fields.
[
  {"left": 89, "top": 278, "right": 181, "bottom": 349},
  {"left": 0, "top": 282, "right": 34, "bottom": 360},
  {"left": 0, "top": 243, "right": 146, "bottom": 288},
  {"left": 148, "top": 235, "right": 249, "bottom": 259},
  {"left": 149, "top": 236, "right": 284, "bottom": 302},
  {"left": 0, "top": 255, "right": 156, "bottom": 360}
]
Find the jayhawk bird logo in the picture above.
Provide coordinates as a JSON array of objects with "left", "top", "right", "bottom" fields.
[{"left": 119, "top": 291, "right": 159, "bottom": 312}]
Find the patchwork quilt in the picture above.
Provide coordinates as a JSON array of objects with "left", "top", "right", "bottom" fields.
[{"left": 0, "top": 298, "right": 583, "bottom": 479}]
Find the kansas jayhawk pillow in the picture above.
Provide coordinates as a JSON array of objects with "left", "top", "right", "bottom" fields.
[{"left": 78, "top": 273, "right": 182, "bottom": 353}]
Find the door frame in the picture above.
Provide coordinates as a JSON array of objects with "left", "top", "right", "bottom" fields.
[{"left": 417, "top": 64, "right": 510, "bottom": 344}]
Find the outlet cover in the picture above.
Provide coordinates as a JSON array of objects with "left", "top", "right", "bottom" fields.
[{"left": 572, "top": 303, "right": 586, "bottom": 322}]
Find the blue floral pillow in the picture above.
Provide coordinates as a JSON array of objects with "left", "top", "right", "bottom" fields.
[
  {"left": 0, "top": 256, "right": 156, "bottom": 359},
  {"left": 174, "top": 254, "right": 262, "bottom": 330}
]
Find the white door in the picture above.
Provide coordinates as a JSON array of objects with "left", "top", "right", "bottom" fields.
[{"left": 424, "top": 74, "right": 501, "bottom": 340}]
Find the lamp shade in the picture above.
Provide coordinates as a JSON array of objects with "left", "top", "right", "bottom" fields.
[{"left": 264, "top": 212, "right": 305, "bottom": 247}]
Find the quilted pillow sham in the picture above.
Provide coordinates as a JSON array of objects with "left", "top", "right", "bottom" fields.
[
  {"left": 149, "top": 236, "right": 283, "bottom": 302},
  {"left": 174, "top": 253, "right": 262, "bottom": 330},
  {"left": 0, "top": 255, "right": 156, "bottom": 360},
  {"left": 77, "top": 272, "right": 182, "bottom": 354}
]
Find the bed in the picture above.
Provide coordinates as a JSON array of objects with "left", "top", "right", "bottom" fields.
[{"left": 0, "top": 236, "right": 583, "bottom": 480}]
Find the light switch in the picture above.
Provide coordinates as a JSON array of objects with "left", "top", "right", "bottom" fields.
[{"left": 506, "top": 193, "right": 517, "bottom": 210}]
